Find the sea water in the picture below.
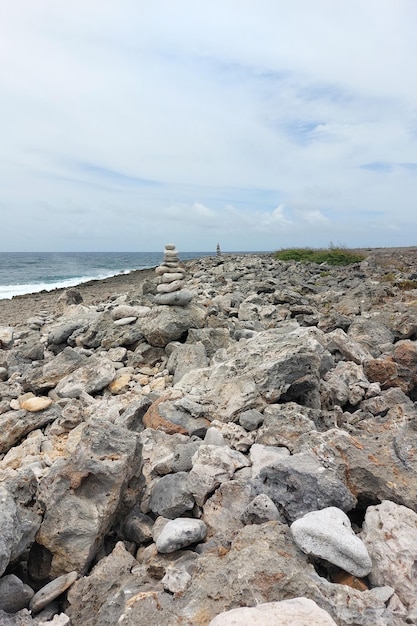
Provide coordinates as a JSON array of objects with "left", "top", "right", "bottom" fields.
[{"left": 0, "top": 251, "right": 211, "bottom": 300}]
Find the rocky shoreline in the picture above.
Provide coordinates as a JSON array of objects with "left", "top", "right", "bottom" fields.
[{"left": 1, "top": 248, "right": 417, "bottom": 625}]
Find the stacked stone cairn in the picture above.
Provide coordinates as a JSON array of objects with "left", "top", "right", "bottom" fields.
[{"left": 154, "top": 244, "right": 193, "bottom": 306}]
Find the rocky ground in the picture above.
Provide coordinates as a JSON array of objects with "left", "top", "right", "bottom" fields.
[{"left": 1, "top": 248, "right": 417, "bottom": 625}]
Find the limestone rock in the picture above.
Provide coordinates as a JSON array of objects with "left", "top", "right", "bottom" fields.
[
  {"left": 253, "top": 451, "right": 356, "bottom": 522},
  {"left": 0, "top": 326, "right": 14, "bottom": 349},
  {"left": 0, "top": 406, "right": 59, "bottom": 454},
  {"left": 139, "top": 304, "right": 206, "bottom": 347},
  {"left": 187, "top": 444, "right": 250, "bottom": 506},
  {"left": 0, "top": 482, "right": 41, "bottom": 576},
  {"left": 361, "top": 500, "right": 417, "bottom": 609},
  {"left": 291, "top": 507, "right": 372, "bottom": 577},
  {"left": 148, "top": 472, "right": 195, "bottom": 519},
  {"left": 34, "top": 419, "right": 141, "bottom": 577},
  {"left": 155, "top": 518, "right": 207, "bottom": 553},
  {"left": 208, "top": 597, "right": 338, "bottom": 626},
  {"left": 55, "top": 356, "right": 116, "bottom": 398}
]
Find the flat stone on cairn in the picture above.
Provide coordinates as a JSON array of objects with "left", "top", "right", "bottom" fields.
[{"left": 155, "top": 244, "right": 193, "bottom": 306}]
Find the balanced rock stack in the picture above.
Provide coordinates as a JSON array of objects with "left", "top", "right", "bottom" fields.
[{"left": 154, "top": 244, "right": 193, "bottom": 306}]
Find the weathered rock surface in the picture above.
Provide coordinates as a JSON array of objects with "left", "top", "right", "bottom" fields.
[
  {"left": 2, "top": 250, "right": 417, "bottom": 624},
  {"left": 291, "top": 507, "right": 372, "bottom": 576},
  {"left": 208, "top": 597, "right": 338, "bottom": 626}
]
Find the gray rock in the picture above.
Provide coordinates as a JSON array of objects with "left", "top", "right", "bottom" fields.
[
  {"left": 362, "top": 500, "right": 417, "bottom": 609},
  {"left": 169, "top": 440, "right": 202, "bottom": 473},
  {"left": 0, "top": 326, "right": 14, "bottom": 349},
  {"left": 149, "top": 472, "right": 195, "bottom": 519},
  {"left": 204, "top": 427, "right": 226, "bottom": 446},
  {"left": 156, "top": 518, "right": 207, "bottom": 553},
  {"left": 154, "top": 289, "right": 193, "bottom": 306},
  {"left": 167, "top": 342, "right": 208, "bottom": 384},
  {"left": 139, "top": 303, "right": 206, "bottom": 347},
  {"left": 29, "top": 571, "right": 78, "bottom": 613},
  {"left": 176, "top": 324, "right": 332, "bottom": 421},
  {"left": 48, "top": 318, "right": 93, "bottom": 345},
  {"left": 0, "top": 483, "right": 41, "bottom": 576},
  {"left": 241, "top": 494, "right": 283, "bottom": 525},
  {"left": 325, "top": 328, "right": 373, "bottom": 364},
  {"left": 0, "top": 405, "right": 59, "bottom": 454},
  {"left": 186, "top": 328, "right": 231, "bottom": 358},
  {"left": 55, "top": 356, "right": 116, "bottom": 398},
  {"left": 75, "top": 312, "right": 144, "bottom": 349},
  {"left": 0, "top": 574, "right": 34, "bottom": 613},
  {"left": 34, "top": 419, "right": 141, "bottom": 577},
  {"left": 291, "top": 507, "right": 372, "bottom": 577},
  {"left": 203, "top": 480, "right": 252, "bottom": 538},
  {"left": 22, "top": 346, "right": 89, "bottom": 392},
  {"left": 66, "top": 542, "right": 147, "bottom": 626},
  {"left": 249, "top": 443, "right": 290, "bottom": 479},
  {"left": 187, "top": 444, "right": 250, "bottom": 506},
  {"left": 122, "top": 506, "right": 154, "bottom": 544},
  {"left": 238, "top": 408, "right": 264, "bottom": 431},
  {"left": 253, "top": 451, "right": 356, "bottom": 522},
  {"left": 347, "top": 318, "right": 395, "bottom": 357}
]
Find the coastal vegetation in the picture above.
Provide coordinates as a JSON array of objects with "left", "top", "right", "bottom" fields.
[{"left": 275, "top": 246, "right": 367, "bottom": 266}]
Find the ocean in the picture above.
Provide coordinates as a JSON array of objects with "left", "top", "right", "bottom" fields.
[{"left": 0, "top": 251, "right": 212, "bottom": 300}]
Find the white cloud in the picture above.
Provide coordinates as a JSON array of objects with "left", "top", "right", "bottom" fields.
[{"left": 0, "top": 1, "right": 416, "bottom": 250}]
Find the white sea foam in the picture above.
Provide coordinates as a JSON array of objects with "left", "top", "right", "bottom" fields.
[{"left": 0, "top": 269, "right": 135, "bottom": 301}]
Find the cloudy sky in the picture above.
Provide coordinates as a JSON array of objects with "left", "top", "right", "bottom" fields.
[{"left": 1, "top": 0, "right": 417, "bottom": 252}]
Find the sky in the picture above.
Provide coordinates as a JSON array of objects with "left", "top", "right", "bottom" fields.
[{"left": 1, "top": 0, "right": 417, "bottom": 252}]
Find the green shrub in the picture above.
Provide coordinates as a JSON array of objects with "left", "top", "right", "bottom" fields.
[{"left": 274, "top": 247, "right": 367, "bottom": 266}]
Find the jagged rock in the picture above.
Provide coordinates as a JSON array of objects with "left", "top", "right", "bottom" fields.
[
  {"left": 255, "top": 402, "right": 317, "bottom": 451},
  {"left": 47, "top": 317, "right": 94, "bottom": 346},
  {"left": 252, "top": 451, "right": 356, "bottom": 522},
  {"left": 187, "top": 444, "right": 250, "bottom": 506},
  {"left": 66, "top": 542, "right": 149, "bottom": 626},
  {"left": 362, "top": 500, "right": 417, "bottom": 609},
  {"left": 203, "top": 479, "right": 252, "bottom": 538},
  {"left": 55, "top": 356, "right": 116, "bottom": 398},
  {"left": 121, "top": 506, "right": 154, "bottom": 544},
  {"left": 143, "top": 397, "right": 209, "bottom": 437},
  {"left": 347, "top": 318, "right": 395, "bottom": 357},
  {"left": 240, "top": 493, "right": 283, "bottom": 524},
  {"left": 176, "top": 324, "right": 333, "bottom": 420},
  {"left": 0, "top": 473, "right": 42, "bottom": 576},
  {"left": 185, "top": 327, "right": 231, "bottom": 358},
  {"left": 34, "top": 419, "right": 141, "bottom": 577},
  {"left": 22, "top": 347, "right": 89, "bottom": 392},
  {"left": 167, "top": 342, "right": 208, "bottom": 384},
  {"left": 139, "top": 304, "right": 206, "bottom": 347},
  {"left": 0, "top": 405, "right": 60, "bottom": 454},
  {"left": 249, "top": 443, "right": 290, "bottom": 478},
  {"left": 321, "top": 361, "right": 370, "bottom": 408},
  {"left": 74, "top": 312, "right": 144, "bottom": 349},
  {"left": 291, "top": 507, "right": 372, "bottom": 576}
]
